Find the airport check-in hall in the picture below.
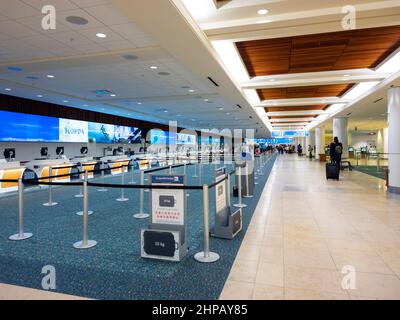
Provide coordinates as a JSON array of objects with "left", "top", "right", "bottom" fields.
[{"left": 0, "top": 0, "right": 400, "bottom": 301}]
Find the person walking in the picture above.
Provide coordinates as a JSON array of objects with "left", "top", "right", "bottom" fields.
[
  {"left": 308, "top": 144, "right": 313, "bottom": 159},
  {"left": 329, "top": 136, "right": 343, "bottom": 169}
]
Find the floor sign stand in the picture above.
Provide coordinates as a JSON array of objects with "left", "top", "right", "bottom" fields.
[
  {"left": 211, "top": 167, "right": 242, "bottom": 239},
  {"left": 141, "top": 174, "right": 188, "bottom": 262}
]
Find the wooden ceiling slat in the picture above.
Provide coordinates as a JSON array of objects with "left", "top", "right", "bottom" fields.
[
  {"left": 264, "top": 105, "right": 327, "bottom": 112},
  {"left": 236, "top": 25, "right": 400, "bottom": 77},
  {"left": 257, "top": 84, "right": 354, "bottom": 101}
]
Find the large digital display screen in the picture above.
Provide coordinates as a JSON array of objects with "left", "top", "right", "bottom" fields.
[
  {"left": 0, "top": 110, "right": 142, "bottom": 144},
  {"left": 255, "top": 138, "right": 294, "bottom": 144},
  {"left": 150, "top": 130, "right": 197, "bottom": 145}
]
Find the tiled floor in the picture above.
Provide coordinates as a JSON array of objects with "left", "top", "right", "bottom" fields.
[
  {"left": 220, "top": 154, "right": 400, "bottom": 300},
  {"left": 2, "top": 154, "right": 400, "bottom": 300},
  {"left": 0, "top": 283, "right": 88, "bottom": 300}
]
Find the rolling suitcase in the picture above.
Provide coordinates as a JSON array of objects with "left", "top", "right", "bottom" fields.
[{"left": 326, "top": 162, "right": 339, "bottom": 180}]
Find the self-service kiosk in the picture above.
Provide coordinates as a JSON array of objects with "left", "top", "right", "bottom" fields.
[
  {"left": 211, "top": 167, "right": 242, "bottom": 239},
  {"left": 141, "top": 174, "right": 188, "bottom": 262}
]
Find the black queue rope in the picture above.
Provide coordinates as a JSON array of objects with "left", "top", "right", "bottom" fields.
[{"left": 0, "top": 162, "right": 242, "bottom": 189}]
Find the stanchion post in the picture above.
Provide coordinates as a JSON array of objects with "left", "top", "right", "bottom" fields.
[
  {"left": 226, "top": 173, "right": 231, "bottom": 207},
  {"left": 129, "top": 162, "right": 136, "bottom": 184},
  {"left": 98, "top": 162, "right": 108, "bottom": 192},
  {"left": 74, "top": 171, "right": 97, "bottom": 249},
  {"left": 234, "top": 165, "right": 247, "bottom": 208},
  {"left": 134, "top": 170, "right": 149, "bottom": 219},
  {"left": 116, "top": 166, "right": 129, "bottom": 202},
  {"left": 75, "top": 165, "right": 84, "bottom": 198},
  {"left": 194, "top": 185, "right": 220, "bottom": 263},
  {"left": 43, "top": 167, "right": 58, "bottom": 206},
  {"left": 9, "top": 178, "right": 33, "bottom": 241}
]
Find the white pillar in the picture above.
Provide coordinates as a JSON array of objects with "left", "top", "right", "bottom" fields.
[
  {"left": 315, "top": 127, "right": 325, "bottom": 160},
  {"left": 388, "top": 87, "right": 400, "bottom": 193},
  {"left": 333, "top": 117, "right": 349, "bottom": 158}
]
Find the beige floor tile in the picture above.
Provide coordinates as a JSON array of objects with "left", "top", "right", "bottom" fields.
[
  {"left": 284, "top": 265, "right": 347, "bottom": 294},
  {"left": 236, "top": 244, "right": 262, "bottom": 262},
  {"left": 331, "top": 250, "right": 394, "bottom": 275},
  {"left": 0, "top": 284, "right": 87, "bottom": 300},
  {"left": 253, "top": 284, "right": 284, "bottom": 300},
  {"left": 259, "top": 246, "right": 284, "bottom": 264},
  {"left": 348, "top": 272, "right": 400, "bottom": 300},
  {"left": 227, "top": 260, "right": 258, "bottom": 283},
  {"left": 255, "top": 262, "right": 284, "bottom": 287},
  {"left": 326, "top": 238, "right": 375, "bottom": 253},
  {"left": 219, "top": 280, "right": 254, "bottom": 300},
  {"left": 284, "top": 247, "right": 336, "bottom": 270},
  {"left": 285, "top": 287, "right": 349, "bottom": 300}
]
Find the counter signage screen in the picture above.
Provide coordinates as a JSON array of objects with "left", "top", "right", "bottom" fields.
[
  {"left": 0, "top": 110, "right": 142, "bottom": 144},
  {"left": 272, "top": 131, "right": 309, "bottom": 138}
]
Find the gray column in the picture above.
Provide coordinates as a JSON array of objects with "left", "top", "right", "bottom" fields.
[{"left": 388, "top": 87, "right": 400, "bottom": 193}]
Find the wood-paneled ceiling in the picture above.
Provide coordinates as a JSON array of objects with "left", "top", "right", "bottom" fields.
[
  {"left": 265, "top": 105, "right": 327, "bottom": 113},
  {"left": 257, "top": 84, "right": 354, "bottom": 101},
  {"left": 236, "top": 25, "right": 400, "bottom": 78}
]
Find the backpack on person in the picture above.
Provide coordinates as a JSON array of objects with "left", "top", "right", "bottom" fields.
[{"left": 335, "top": 144, "right": 343, "bottom": 155}]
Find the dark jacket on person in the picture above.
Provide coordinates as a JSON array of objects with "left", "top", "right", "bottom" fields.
[{"left": 329, "top": 142, "right": 343, "bottom": 162}]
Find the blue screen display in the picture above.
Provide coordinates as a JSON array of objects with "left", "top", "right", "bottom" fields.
[
  {"left": 272, "top": 131, "right": 309, "bottom": 138},
  {"left": 0, "top": 111, "right": 59, "bottom": 142},
  {"left": 0, "top": 110, "right": 142, "bottom": 143}
]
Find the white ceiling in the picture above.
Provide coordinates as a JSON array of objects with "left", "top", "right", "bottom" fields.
[{"left": 0, "top": 0, "right": 266, "bottom": 134}]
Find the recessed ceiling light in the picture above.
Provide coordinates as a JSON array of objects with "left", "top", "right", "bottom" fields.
[
  {"left": 226, "top": 112, "right": 231, "bottom": 115},
  {"left": 66, "top": 16, "right": 88, "bottom": 25},
  {"left": 127, "top": 113, "right": 131, "bottom": 116},
  {"left": 204, "top": 99, "right": 209, "bottom": 102},
  {"left": 37, "top": 94, "right": 43, "bottom": 98},
  {"left": 110, "top": 94, "right": 116, "bottom": 97},
  {"left": 83, "top": 104, "right": 88, "bottom": 107},
  {"left": 258, "top": 9, "right": 269, "bottom": 15},
  {"left": 270, "top": 79, "right": 275, "bottom": 82},
  {"left": 163, "top": 110, "right": 169, "bottom": 113},
  {"left": 96, "top": 33, "right": 107, "bottom": 38},
  {"left": 188, "top": 89, "right": 195, "bottom": 93},
  {"left": 47, "top": 74, "right": 55, "bottom": 78},
  {"left": 344, "top": 74, "right": 350, "bottom": 77},
  {"left": 150, "top": 66, "right": 158, "bottom": 70},
  {"left": 4, "top": 88, "right": 11, "bottom": 91},
  {"left": 63, "top": 100, "right": 69, "bottom": 103},
  {"left": 137, "top": 102, "right": 142, "bottom": 105},
  {"left": 218, "top": 107, "right": 224, "bottom": 111}
]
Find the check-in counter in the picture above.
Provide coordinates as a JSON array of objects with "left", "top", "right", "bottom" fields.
[
  {"left": 70, "top": 157, "right": 98, "bottom": 179},
  {"left": 0, "top": 161, "right": 24, "bottom": 193},
  {"left": 25, "top": 159, "right": 74, "bottom": 183},
  {"left": 100, "top": 156, "right": 130, "bottom": 175}
]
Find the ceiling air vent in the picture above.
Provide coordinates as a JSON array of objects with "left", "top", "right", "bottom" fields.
[
  {"left": 374, "top": 98, "right": 384, "bottom": 104},
  {"left": 207, "top": 76, "right": 219, "bottom": 87}
]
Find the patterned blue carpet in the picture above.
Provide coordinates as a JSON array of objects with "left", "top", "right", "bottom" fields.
[{"left": 0, "top": 155, "right": 276, "bottom": 300}]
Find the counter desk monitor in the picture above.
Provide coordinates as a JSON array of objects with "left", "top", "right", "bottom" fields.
[
  {"left": 40, "top": 147, "right": 48, "bottom": 157},
  {"left": 56, "top": 146, "right": 64, "bottom": 156},
  {"left": 81, "top": 147, "right": 88, "bottom": 155},
  {"left": 3, "top": 148, "right": 16, "bottom": 161}
]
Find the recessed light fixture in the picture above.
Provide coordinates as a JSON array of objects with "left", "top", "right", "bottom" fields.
[
  {"left": 83, "top": 104, "right": 88, "bottom": 107},
  {"left": 226, "top": 112, "right": 231, "bottom": 115},
  {"left": 137, "top": 102, "right": 142, "bottom": 105},
  {"left": 218, "top": 107, "right": 224, "bottom": 111},
  {"left": 188, "top": 89, "right": 195, "bottom": 93},
  {"left": 63, "top": 100, "right": 69, "bottom": 103},
  {"left": 150, "top": 66, "right": 158, "bottom": 70},
  {"left": 4, "top": 88, "right": 11, "bottom": 91},
  {"left": 258, "top": 9, "right": 269, "bottom": 15},
  {"left": 110, "top": 94, "right": 116, "bottom": 97},
  {"left": 204, "top": 99, "right": 209, "bottom": 102},
  {"left": 163, "top": 110, "right": 169, "bottom": 113},
  {"left": 270, "top": 79, "right": 275, "bottom": 82},
  {"left": 37, "top": 94, "right": 43, "bottom": 98},
  {"left": 344, "top": 74, "right": 350, "bottom": 77},
  {"left": 96, "top": 33, "right": 107, "bottom": 38},
  {"left": 257, "top": 19, "right": 272, "bottom": 24},
  {"left": 47, "top": 74, "right": 55, "bottom": 78}
]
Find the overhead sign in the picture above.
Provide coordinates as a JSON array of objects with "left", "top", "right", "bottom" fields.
[
  {"left": 255, "top": 138, "right": 294, "bottom": 144},
  {"left": 272, "top": 131, "right": 309, "bottom": 138}
]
